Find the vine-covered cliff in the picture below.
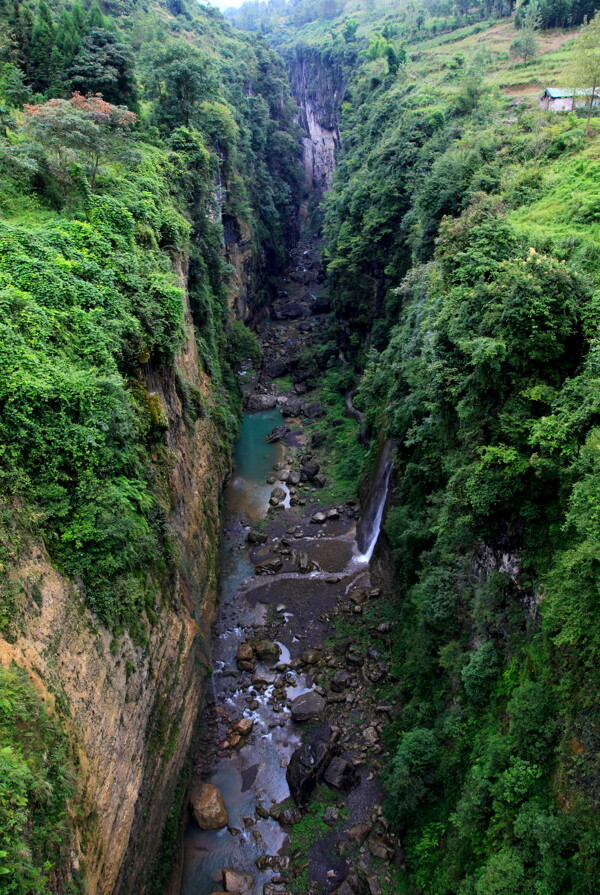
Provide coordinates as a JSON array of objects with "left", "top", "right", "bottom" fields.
[{"left": 0, "top": 1, "right": 301, "bottom": 891}]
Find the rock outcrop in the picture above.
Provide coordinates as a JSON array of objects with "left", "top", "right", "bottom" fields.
[{"left": 0, "top": 258, "right": 227, "bottom": 895}]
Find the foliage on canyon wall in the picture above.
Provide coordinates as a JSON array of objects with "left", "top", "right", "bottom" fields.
[
  {"left": 318, "top": 14, "right": 600, "bottom": 894},
  {"left": 0, "top": 0, "right": 301, "bottom": 636},
  {"left": 0, "top": 0, "right": 301, "bottom": 886}
]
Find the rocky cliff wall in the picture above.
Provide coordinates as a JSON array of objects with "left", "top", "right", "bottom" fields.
[
  {"left": 0, "top": 256, "right": 227, "bottom": 895},
  {"left": 286, "top": 48, "right": 346, "bottom": 198}
]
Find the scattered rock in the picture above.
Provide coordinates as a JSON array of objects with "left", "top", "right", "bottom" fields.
[
  {"left": 245, "top": 394, "right": 277, "bottom": 412},
  {"left": 347, "top": 823, "right": 372, "bottom": 846},
  {"left": 190, "top": 783, "right": 228, "bottom": 831},
  {"left": 265, "top": 359, "right": 289, "bottom": 379},
  {"left": 253, "top": 640, "right": 281, "bottom": 663},
  {"left": 222, "top": 868, "right": 254, "bottom": 894},
  {"left": 311, "top": 512, "right": 326, "bottom": 524},
  {"left": 232, "top": 718, "right": 254, "bottom": 737},
  {"left": 255, "top": 556, "right": 283, "bottom": 575},
  {"left": 286, "top": 470, "right": 301, "bottom": 486},
  {"left": 236, "top": 643, "right": 255, "bottom": 670},
  {"left": 266, "top": 425, "right": 290, "bottom": 443},
  {"left": 323, "top": 757, "right": 360, "bottom": 794},
  {"left": 323, "top": 806, "right": 339, "bottom": 825},
  {"left": 290, "top": 690, "right": 326, "bottom": 722},
  {"left": 330, "top": 671, "right": 349, "bottom": 692},
  {"left": 247, "top": 529, "right": 268, "bottom": 544}
]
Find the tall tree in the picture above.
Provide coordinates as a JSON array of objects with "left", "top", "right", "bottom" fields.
[{"left": 573, "top": 12, "right": 600, "bottom": 135}]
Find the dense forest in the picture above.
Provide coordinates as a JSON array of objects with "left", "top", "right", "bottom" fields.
[
  {"left": 276, "top": 5, "right": 600, "bottom": 894},
  {"left": 1, "top": 0, "right": 600, "bottom": 892},
  {"left": 0, "top": 0, "right": 302, "bottom": 889}
]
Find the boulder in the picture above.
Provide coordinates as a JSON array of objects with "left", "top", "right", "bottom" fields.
[
  {"left": 270, "top": 802, "right": 303, "bottom": 825},
  {"left": 270, "top": 486, "right": 286, "bottom": 504},
  {"left": 368, "top": 836, "right": 395, "bottom": 861},
  {"left": 332, "top": 871, "right": 370, "bottom": 895},
  {"left": 323, "top": 757, "right": 360, "bottom": 794},
  {"left": 311, "top": 512, "right": 326, "bottom": 524},
  {"left": 271, "top": 301, "right": 308, "bottom": 320},
  {"left": 304, "top": 401, "right": 324, "bottom": 419},
  {"left": 293, "top": 368, "right": 312, "bottom": 384},
  {"left": 236, "top": 642, "right": 255, "bottom": 669},
  {"left": 281, "top": 398, "right": 304, "bottom": 418},
  {"left": 266, "top": 425, "right": 290, "bottom": 443},
  {"left": 286, "top": 738, "right": 334, "bottom": 805},
  {"left": 286, "top": 470, "right": 301, "bottom": 486},
  {"left": 347, "top": 823, "right": 372, "bottom": 846},
  {"left": 330, "top": 670, "right": 349, "bottom": 693},
  {"left": 264, "top": 358, "right": 288, "bottom": 379},
  {"left": 232, "top": 718, "right": 254, "bottom": 737},
  {"left": 324, "top": 805, "right": 339, "bottom": 824},
  {"left": 290, "top": 690, "right": 326, "bottom": 722},
  {"left": 312, "top": 473, "right": 326, "bottom": 489},
  {"left": 362, "top": 726, "right": 379, "bottom": 747},
  {"left": 300, "top": 460, "right": 320, "bottom": 480},
  {"left": 310, "top": 294, "right": 332, "bottom": 315},
  {"left": 263, "top": 885, "right": 289, "bottom": 895},
  {"left": 311, "top": 431, "right": 326, "bottom": 448},
  {"left": 253, "top": 640, "right": 281, "bottom": 663},
  {"left": 292, "top": 550, "right": 318, "bottom": 574},
  {"left": 255, "top": 556, "right": 283, "bottom": 575},
  {"left": 222, "top": 869, "right": 254, "bottom": 894},
  {"left": 301, "top": 649, "right": 322, "bottom": 665},
  {"left": 247, "top": 529, "right": 268, "bottom": 544},
  {"left": 191, "top": 783, "right": 228, "bottom": 831},
  {"left": 245, "top": 393, "right": 277, "bottom": 412}
]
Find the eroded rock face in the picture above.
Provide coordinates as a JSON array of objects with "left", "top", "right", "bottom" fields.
[
  {"left": 191, "top": 783, "right": 228, "bottom": 831},
  {"left": 286, "top": 48, "right": 344, "bottom": 197},
  {"left": 0, "top": 259, "right": 227, "bottom": 895}
]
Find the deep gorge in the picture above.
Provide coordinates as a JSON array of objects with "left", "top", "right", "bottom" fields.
[{"left": 1, "top": 1, "right": 600, "bottom": 894}]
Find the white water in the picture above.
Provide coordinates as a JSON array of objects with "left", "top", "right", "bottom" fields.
[{"left": 355, "top": 440, "right": 395, "bottom": 564}]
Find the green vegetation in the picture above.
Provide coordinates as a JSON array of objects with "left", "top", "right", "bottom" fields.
[
  {"left": 0, "top": 0, "right": 302, "bottom": 887},
  {"left": 0, "top": 0, "right": 302, "bottom": 634},
  {"left": 0, "top": 663, "right": 77, "bottom": 894},
  {"left": 307, "top": 9, "right": 600, "bottom": 894}
]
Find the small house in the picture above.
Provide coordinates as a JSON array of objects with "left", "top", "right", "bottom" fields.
[{"left": 540, "top": 88, "right": 600, "bottom": 111}]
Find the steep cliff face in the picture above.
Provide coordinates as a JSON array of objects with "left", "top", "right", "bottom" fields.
[
  {"left": 286, "top": 48, "right": 346, "bottom": 198},
  {"left": 0, "top": 260, "right": 227, "bottom": 895}
]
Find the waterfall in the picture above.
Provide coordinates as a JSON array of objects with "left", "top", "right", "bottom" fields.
[{"left": 355, "top": 440, "right": 395, "bottom": 563}]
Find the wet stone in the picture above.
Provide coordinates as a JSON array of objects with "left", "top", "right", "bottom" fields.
[
  {"left": 253, "top": 640, "right": 281, "bottom": 663},
  {"left": 222, "top": 869, "right": 254, "bottom": 894},
  {"left": 290, "top": 690, "right": 326, "bottom": 722}
]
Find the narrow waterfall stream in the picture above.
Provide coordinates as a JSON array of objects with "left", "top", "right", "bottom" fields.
[
  {"left": 355, "top": 441, "right": 395, "bottom": 564},
  {"left": 177, "top": 240, "right": 394, "bottom": 895}
]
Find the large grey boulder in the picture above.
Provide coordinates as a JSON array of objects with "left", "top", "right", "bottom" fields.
[
  {"left": 323, "top": 756, "right": 360, "bottom": 794},
  {"left": 245, "top": 393, "right": 277, "bottom": 412},
  {"left": 290, "top": 690, "right": 325, "bottom": 722}
]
